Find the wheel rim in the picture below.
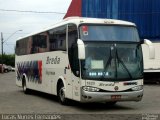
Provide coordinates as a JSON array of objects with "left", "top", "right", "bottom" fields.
[
  {"left": 23, "top": 81, "right": 26, "bottom": 92},
  {"left": 59, "top": 87, "right": 65, "bottom": 102}
]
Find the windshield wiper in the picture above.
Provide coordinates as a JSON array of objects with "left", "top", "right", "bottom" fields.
[
  {"left": 100, "top": 44, "right": 133, "bottom": 80},
  {"left": 115, "top": 48, "right": 133, "bottom": 79}
]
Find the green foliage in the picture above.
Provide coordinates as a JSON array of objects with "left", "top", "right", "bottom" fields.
[{"left": 0, "top": 54, "right": 15, "bottom": 66}]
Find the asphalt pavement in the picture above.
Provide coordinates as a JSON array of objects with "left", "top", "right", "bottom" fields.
[{"left": 0, "top": 72, "right": 160, "bottom": 120}]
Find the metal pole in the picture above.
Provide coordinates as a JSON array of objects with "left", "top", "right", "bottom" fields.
[
  {"left": 3, "top": 30, "right": 22, "bottom": 43},
  {"left": 1, "top": 32, "right": 3, "bottom": 73}
]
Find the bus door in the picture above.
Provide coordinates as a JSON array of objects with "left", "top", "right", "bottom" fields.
[
  {"left": 69, "top": 44, "right": 81, "bottom": 101},
  {"left": 65, "top": 64, "right": 81, "bottom": 101},
  {"left": 65, "top": 60, "right": 73, "bottom": 99},
  {"left": 67, "top": 24, "right": 81, "bottom": 101}
]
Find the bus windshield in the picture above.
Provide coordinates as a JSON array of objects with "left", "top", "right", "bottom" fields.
[
  {"left": 80, "top": 25, "right": 140, "bottom": 42},
  {"left": 81, "top": 43, "right": 143, "bottom": 81},
  {"left": 79, "top": 25, "right": 143, "bottom": 81}
]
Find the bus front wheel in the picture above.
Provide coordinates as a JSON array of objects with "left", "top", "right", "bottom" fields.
[{"left": 58, "top": 83, "right": 68, "bottom": 105}]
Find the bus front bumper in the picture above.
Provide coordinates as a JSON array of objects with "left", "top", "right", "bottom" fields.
[{"left": 81, "top": 90, "right": 143, "bottom": 103}]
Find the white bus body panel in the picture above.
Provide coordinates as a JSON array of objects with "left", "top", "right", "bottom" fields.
[
  {"left": 142, "top": 42, "right": 160, "bottom": 72},
  {"left": 81, "top": 79, "right": 143, "bottom": 102},
  {"left": 16, "top": 51, "right": 82, "bottom": 101}
]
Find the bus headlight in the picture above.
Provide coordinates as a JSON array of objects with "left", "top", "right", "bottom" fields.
[
  {"left": 82, "top": 86, "right": 100, "bottom": 92},
  {"left": 131, "top": 85, "right": 143, "bottom": 91}
]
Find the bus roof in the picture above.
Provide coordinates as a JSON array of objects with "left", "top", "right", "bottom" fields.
[{"left": 17, "top": 17, "right": 136, "bottom": 41}]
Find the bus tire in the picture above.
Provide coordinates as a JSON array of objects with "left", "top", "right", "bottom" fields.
[
  {"left": 58, "top": 82, "right": 68, "bottom": 105},
  {"left": 22, "top": 78, "right": 29, "bottom": 94}
]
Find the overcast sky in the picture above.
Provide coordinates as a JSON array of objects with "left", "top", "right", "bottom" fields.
[{"left": 0, "top": 0, "right": 72, "bottom": 54}]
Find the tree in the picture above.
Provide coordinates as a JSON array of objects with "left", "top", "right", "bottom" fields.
[{"left": 0, "top": 54, "right": 15, "bottom": 66}]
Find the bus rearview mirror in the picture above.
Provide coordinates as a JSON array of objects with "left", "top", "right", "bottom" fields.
[
  {"left": 77, "top": 39, "right": 85, "bottom": 60},
  {"left": 144, "top": 39, "right": 155, "bottom": 59}
]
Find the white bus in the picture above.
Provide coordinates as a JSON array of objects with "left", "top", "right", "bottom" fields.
[{"left": 15, "top": 17, "right": 154, "bottom": 105}]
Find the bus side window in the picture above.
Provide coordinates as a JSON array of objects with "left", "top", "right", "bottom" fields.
[
  {"left": 31, "top": 34, "right": 47, "bottom": 53},
  {"left": 16, "top": 38, "right": 29, "bottom": 55},
  {"left": 15, "top": 41, "right": 19, "bottom": 55},
  {"left": 49, "top": 26, "right": 66, "bottom": 51}
]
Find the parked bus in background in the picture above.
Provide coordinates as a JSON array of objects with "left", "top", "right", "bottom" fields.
[
  {"left": 15, "top": 17, "right": 155, "bottom": 105},
  {"left": 142, "top": 43, "right": 160, "bottom": 82}
]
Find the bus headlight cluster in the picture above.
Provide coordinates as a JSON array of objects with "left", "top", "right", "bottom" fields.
[
  {"left": 89, "top": 72, "right": 109, "bottom": 76},
  {"left": 82, "top": 86, "right": 100, "bottom": 92},
  {"left": 131, "top": 85, "right": 143, "bottom": 91}
]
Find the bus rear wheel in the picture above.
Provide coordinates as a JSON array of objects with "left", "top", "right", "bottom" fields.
[
  {"left": 58, "top": 83, "right": 68, "bottom": 105},
  {"left": 22, "top": 78, "right": 29, "bottom": 94}
]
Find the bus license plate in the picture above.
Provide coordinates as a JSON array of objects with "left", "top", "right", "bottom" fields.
[{"left": 111, "top": 95, "right": 121, "bottom": 100}]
